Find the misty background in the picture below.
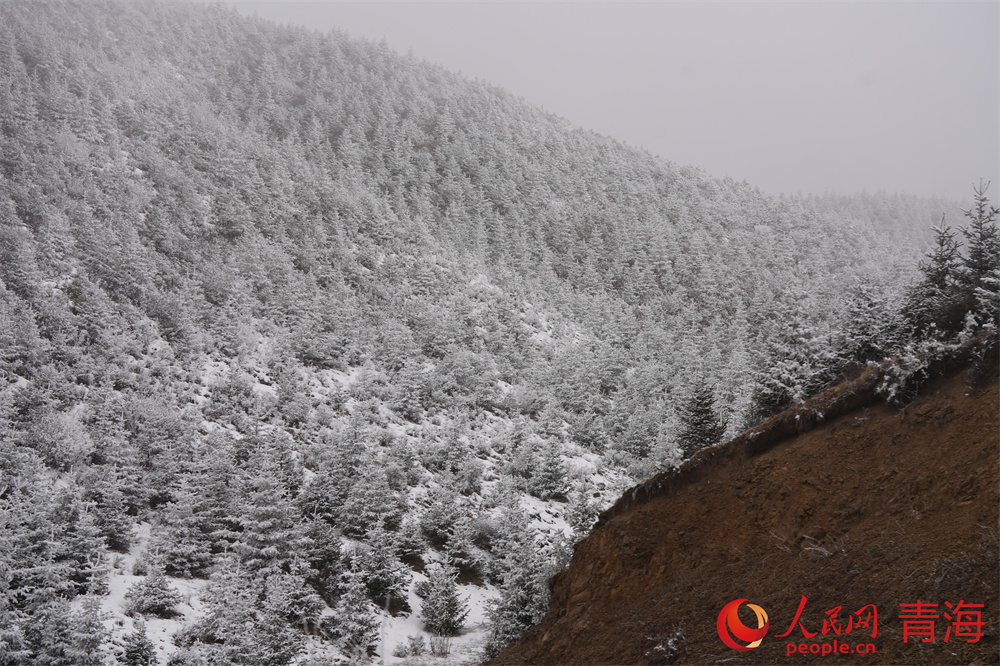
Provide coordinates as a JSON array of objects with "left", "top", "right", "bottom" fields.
[
  {"left": 232, "top": 1, "right": 999, "bottom": 202},
  {"left": 2, "top": 2, "right": 997, "bottom": 663}
]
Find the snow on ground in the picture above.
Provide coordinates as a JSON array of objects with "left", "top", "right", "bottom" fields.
[
  {"left": 88, "top": 338, "right": 642, "bottom": 665},
  {"left": 100, "top": 522, "right": 209, "bottom": 664},
  {"left": 380, "top": 573, "right": 499, "bottom": 666}
]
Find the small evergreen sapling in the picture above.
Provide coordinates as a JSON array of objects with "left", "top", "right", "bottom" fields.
[
  {"left": 528, "top": 439, "right": 568, "bottom": 500},
  {"left": 394, "top": 515, "right": 426, "bottom": 564},
  {"left": 418, "top": 562, "right": 469, "bottom": 636},
  {"left": 123, "top": 621, "right": 158, "bottom": 666},
  {"left": 566, "top": 485, "right": 600, "bottom": 540},
  {"left": 124, "top": 567, "right": 183, "bottom": 618}
]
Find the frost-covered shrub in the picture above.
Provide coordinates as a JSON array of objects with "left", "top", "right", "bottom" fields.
[
  {"left": 408, "top": 634, "right": 427, "bottom": 655},
  {"left": 875, "top": 340, "right": 950, "bottom": 405}
]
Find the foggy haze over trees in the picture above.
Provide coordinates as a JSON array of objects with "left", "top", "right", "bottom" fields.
[
  {"left": 233, "top": 1, "right": 999, "bottom": 202},
  {"left": 0, "top": 1, "right": 995, "bottom": 663}
]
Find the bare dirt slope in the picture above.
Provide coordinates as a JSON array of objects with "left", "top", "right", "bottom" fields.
[{"left": 495, "top": 343, "right": 999, "bottom": 665}]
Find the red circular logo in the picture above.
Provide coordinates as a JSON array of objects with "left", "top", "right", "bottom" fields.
[{"left": 717, "top": 599, "right": 769, "bottom": 651}]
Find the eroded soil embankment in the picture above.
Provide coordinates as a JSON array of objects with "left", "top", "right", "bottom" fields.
[{"left": 496, "top": 360, "right": 999, "bottom": 665}]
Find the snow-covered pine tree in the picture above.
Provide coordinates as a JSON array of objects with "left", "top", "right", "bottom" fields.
[
  {"left": 566, "top": 484, "right": 600, "bottom": 541},
  {"left": 528, "top": 439, "right": 568, "bottom": 500},
  {"left": 233, "top": 465, "right": 312, "bottom": 573},
  {"left": 393, "top": 515, "right": 427, "bottom": 565},
  {"left": 357, "top": 523, "right": 411, "bottom": 609},
  {"left": 80, "top": 470, "right": 134, "bottom": 554},
  {"left": 903, "top": 220, "right": 965, "bottom": 338},
  {"left": 958, "top": 180, "right": 1000, "bottom": 326},
  {"left": 420, "top": 486, "right": 462, "bottom": 547},
  {"left": 67, "top": 596, "right": 107, "bottom": 666},
  {"left": 334, "top": 565, "right": 379, "bottom": 660},
  {"left": 341, "top": 459, "right": 403, "bottom": 537},
  {"left": 123, "top": 621, "right": 157, "bottom": 666},
  {"left": 747, "top": 303, "right": 837, "bottom": 425},
  {"left": 262, "top": 572, "right": 325, "bottom": 635},
  {"left": 839, "top": 279, "right": 905, "bottom": 367},
  {"left": 0, "top": 559, "right": 28, "bottom": 664},
  {"left": 481, "top": 544, "right": 550, "bottom": 661},
  {"left": 149, "top": 483, "right": 216, "bottom": 579},
  {"left": 419, "top": 561, "right": 469, "bottom": 636},
  {"left": 443, "top": 515, "right": 482, "bottom": 577},
  {"left": 301, "top": 517, "right": 343, "bottom": 604},
  {"left": 50, "top": 490, "right": 110, "bottom": 596},
  {"left": 176, "top": 557, "right": 304, "bottom": 666},
  {"left": 124, "top": 566, "right": 183, "bottom": 618},
  {"left": 23, "top": 597, "right": 107, "bottom": 666},
  {"left": 675, "top": 380, "right": 727, "bottom": 460}
]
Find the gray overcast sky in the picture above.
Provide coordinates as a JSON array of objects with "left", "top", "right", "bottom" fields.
[{"left": 231, "top": 1, "right": 998, "bottom": 201}]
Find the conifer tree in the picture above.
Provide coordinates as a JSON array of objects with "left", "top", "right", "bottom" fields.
[
  {"left": 80, "top": 470, "right": 134, "bottom": 554},
  {"left": 301, "top": 517, "right": 343, "bottom": 604},
  {"left": 334, "top": 565, "right": 379, "bottom": 660},
  {"left": 566, "top": 485, "right": 600, "bottom": 541},
  {"left": 394, "top": 515, "right": 427, "bottom": 564},
  {"left": 24, "top": 597, "right": 107, "bottom": 666},
  {"left": 150, "top": 490, "right": 216, "bottom": 579},
  {"left": 903, "top": 221, "right": 965, "bottom": 338},
  {"left": 486, "top": 505, "right": 533, "bottom": 584},
  {"left": 124, "top": 566, "right": 183, "bottom": 618},
  {"left": 528, "top": 439, "right": 568, "bottom": 500},
  {"left": 839, "top": 279, "right": 904, "bottom": 366},
  {"left": 150, "top": 453, "right": 242, "bottom": 563},
  {"left": 958, "top": 180, "right": 1000, "bottom": 325},
  {"left": 420, "top": 486, "right": 462, "bottom": 547},
  {"left": 263, "top": 572, "right": 325, "bottom": 635},
  {"left": 123, "top": 622, "right": 158, "bottom": 666},
  {"left": 676, "top": 380, "right": 727, "bottom": 459},
  {"left": 68, "top": 596, "right": 108, "bottom": 666},
  {"left": 747, "top": 308, "right": 836, "bottom": 425},
  {"left": 444, "top": 516, "right": 482, "bottom": 577},
  {"left": 341, "top": 459, "right": 403, "bottom": 537},
  {"left": 233, "top": 466, "right": 312, "bottom": 573},
  {"left": 179, "top": 557, "right": 304, "bottom": 666},
  {"left": 419, "top": 562, "right": 469, "bottom": 636},
  {"left": 0, "top": 559, "right": 28, "bottom": 665},
  {"left": 482, "top": 545, "right": 550, "bottom": 661},
  {"left": 357, "top": 523, "right": 411, "bottom": 609},
  {"left": 47, "top": 490, "right": 110, "bottom": 597}
]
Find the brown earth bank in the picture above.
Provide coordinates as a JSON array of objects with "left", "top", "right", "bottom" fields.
[{"left": 494, "top": 342, "right": 999, "bottom": 665}]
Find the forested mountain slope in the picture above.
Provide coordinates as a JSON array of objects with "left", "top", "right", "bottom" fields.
[{"left": 0, "top": 1, "right": 964, "bottom": 663}]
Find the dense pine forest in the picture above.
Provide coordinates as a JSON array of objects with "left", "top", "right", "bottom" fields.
[{"left": 0, "top": 1, "right": 994, "bottom": 664}]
